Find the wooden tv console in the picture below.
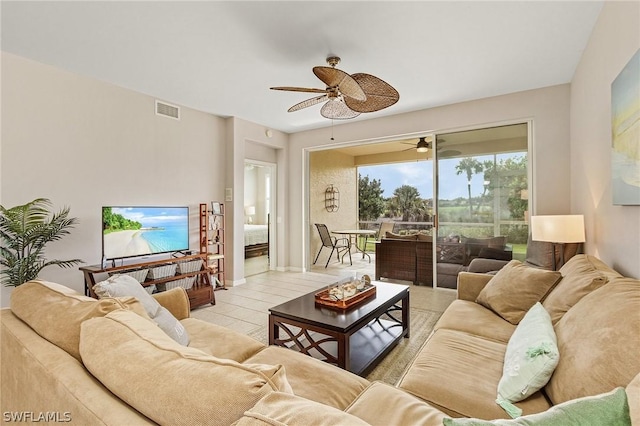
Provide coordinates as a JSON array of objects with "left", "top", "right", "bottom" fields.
[{"left": 79, "top": 253, "right": 215, "bottom": 309}]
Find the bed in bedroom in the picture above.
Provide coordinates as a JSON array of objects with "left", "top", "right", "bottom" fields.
[{"left": 244, "top": 224, "right": 269, "bottom": 258}]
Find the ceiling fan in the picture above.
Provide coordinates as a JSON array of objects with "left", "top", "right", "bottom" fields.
[
  {"left": 270, "top": 56, "right": 399, "bottom": 120},
  {"left": 402, "top": 137, "right": 462, "bottom": 158}
]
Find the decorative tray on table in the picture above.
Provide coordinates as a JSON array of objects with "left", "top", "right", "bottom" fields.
[{"left": 315, "top": 275, "right": 376, "bottom": 310}]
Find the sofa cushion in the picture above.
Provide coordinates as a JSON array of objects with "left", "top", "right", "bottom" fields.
[
  {"left": 434, "top": 300, "right": 516, "bottom": 344},
  {"left": 546, "top": 277, "right": 640, "bottom": 404},
  {"left": 10, "top": 280, "right": 149, "bottom": 361},
  {"left": 79, "top": 309, "right": 292, "bottom": 426},
  {"left": 542, "top": 254, "right": 608, "bottom": 324},
  {"left": 181, "top": 317, "right": 265, "bottom": 362},
  {"left": 478, "top": 247, "right": 512, "bottom": 261},
  {"left": 466, "top": 236, "right": 506, "bottom": 257},
  {"left": 232, "top": 392, "right": 370, "bottom": 426},
  {"left": 397, "top": 329, "right": 551, "bottom": 419},
  {"left": 385, "top": 231, "right": 417, "bottom": 240},
  {"left": 443, "top": 387, "right": 630, "bottom": 425},
  {"left": 244, "top": 345, "right": 369, "bottom": 410},
  {"left": 94, "top": 274, "right": 189, "bottom": 345},
  {"left": 497, "top": 303, "right": 559, "bottom": 418},
  {"left": 476, "top": 260, "right": 562, "bottom": 325},
  {"left": 345, "top": 381, "right": 447, "bottom": 426}
]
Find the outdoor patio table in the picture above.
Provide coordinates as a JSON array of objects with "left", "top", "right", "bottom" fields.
[{"left": 332, "top": 229, "right": 376, "bottom": 262}]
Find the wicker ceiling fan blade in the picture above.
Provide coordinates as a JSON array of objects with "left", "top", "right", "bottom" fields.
[
  {"left": 271, "top": 86, "right": 328, "bottom": 94},
  {"left": 344, "top": 73, "right": 399, "bottom": 113},
  {"left": 287, "top": 95, "right": 328, "bottom": 112},
  {"left": 320, "top": 99, "right": 360, "bottom": 120},
  {"left": 313, "top": 66, "right": 366, "bottom": 101}
]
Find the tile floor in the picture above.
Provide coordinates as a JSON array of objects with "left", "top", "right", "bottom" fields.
[{"left": 191, "top": 255, "right": 456, "bottom": 337}]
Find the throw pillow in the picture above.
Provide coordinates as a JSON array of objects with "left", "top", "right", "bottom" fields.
[
  {"left": 93, "top": 274, "right": 189, "bottom": 345},
  {"left": 80, "top": 310, "right": 292, "bottom": 426},
  {"left": 542, "top": 255, "right": 608, "bottom": 324},
  {"left": 496, "top": 303, "right": 559, "bottom": 418},
  {"left": 442, "top": 387, "right": 630, "bottom": 426},
  {"left": 476, "top": 260, "right": 562, "bottom": 324}
]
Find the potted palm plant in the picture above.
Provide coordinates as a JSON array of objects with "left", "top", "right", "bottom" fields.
[{"left": 0, "top": 198, "right": 83, "bottom": 287}]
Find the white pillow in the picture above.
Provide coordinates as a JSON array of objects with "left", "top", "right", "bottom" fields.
[
  {"left": 497, "top": 302, "right": 559, "bottom": 418},
  {"left": 93, "top": 274, "right": 189, "bottom": 345}
]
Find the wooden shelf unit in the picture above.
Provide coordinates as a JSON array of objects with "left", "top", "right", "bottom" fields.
[
  {"left": 200, "top": 202, "right": 226, "bottom": 290},
  {"left": 79, "top": 253, "right": 215, "bottom": 309}
]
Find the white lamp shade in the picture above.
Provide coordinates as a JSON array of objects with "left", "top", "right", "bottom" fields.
[
  {"left": 531, "top": 215, "right": 585, "bottom": 243},
  {"left": 245, "top": 206, "right": 256, "bottom": 216}
]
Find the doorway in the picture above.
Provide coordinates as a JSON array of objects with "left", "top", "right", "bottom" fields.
[{"left": 244, "top": 160, "right": 276, "bottom": 276}]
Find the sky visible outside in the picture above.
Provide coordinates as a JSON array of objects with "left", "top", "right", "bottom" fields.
[{"left": 358, "top": 153, "right": 523, "bottom": 201}]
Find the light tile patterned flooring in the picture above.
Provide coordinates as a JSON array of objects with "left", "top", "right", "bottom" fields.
[{"left": 192, "top": 252, "right": 456, "bottom": 336}]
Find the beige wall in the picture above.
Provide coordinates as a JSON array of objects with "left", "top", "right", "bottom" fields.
[
  {"left": 289, "top": 85, "right": 571, "bottom": 270},
  {"left": 570, "top": 1, "right": 640, "bottom": 278},
  {"left": 0, "top": 53, "right": 227, "bottom": 306},
  {"left": 309, "top": 151, "right": 358, "bottom": 262}
]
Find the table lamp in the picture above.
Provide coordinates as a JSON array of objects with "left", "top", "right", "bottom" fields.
[
  {"left": 245, "top": 206, "right": 256, "bottom": 224},
  {"left": 531, "top": 215, "right": 585, "bottom": 270}
]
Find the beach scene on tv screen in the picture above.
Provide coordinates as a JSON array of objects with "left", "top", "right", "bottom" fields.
[{"left": 103, "top": 207, "right": 189, "bottom": 259}]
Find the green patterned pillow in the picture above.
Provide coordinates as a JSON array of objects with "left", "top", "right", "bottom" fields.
[
  {"left": 443, "top": 387, "right": 630, "bottom": 425},
  {"left": 496, "top": 302, "right": 559, "bottom": 418}
]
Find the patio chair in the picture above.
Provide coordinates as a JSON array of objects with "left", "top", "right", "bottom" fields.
[
  {"left": 313, "top": 223, "right": 352, "bottom": 268},
  {"left": 377, "top": 222, "right": 395, "bottom": 241}
]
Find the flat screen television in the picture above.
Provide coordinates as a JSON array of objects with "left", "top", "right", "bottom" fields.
[{"left": 102, "top": 206, "right": 190, "bottom": 261}]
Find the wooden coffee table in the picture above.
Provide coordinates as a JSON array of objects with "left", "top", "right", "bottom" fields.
[{"left": 268, "top": 281, "right": 409, "bottom": 376}]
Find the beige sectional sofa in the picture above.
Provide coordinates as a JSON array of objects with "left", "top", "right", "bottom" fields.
[
  {"left": 1, "top": 254, "right": 639, "bottom": 425},
  {"left": 398, "top": 254, "right": 640, "bottom": 422}
]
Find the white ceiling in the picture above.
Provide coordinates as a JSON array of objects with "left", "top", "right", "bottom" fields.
[{"left": 1, "top": 1, "right": 603, "bottom": 134}]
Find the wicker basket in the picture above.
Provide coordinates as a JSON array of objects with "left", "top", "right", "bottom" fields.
[
  {"left": 147, "top": 264, "right": 177, "bottom": 279},
  {"left": 144, "top": 284, "right": 157, "bottom": 294},
  {"left": 176, "top": 259, "right": 203, "bottom": 274},
  {"left": 109, "top": 269, "right": 149, "bottom": 283},
  {"left": 165, "top": 276, "right": 196, "bottom": 291}
]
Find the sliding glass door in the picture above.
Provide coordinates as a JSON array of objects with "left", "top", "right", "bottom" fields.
[{"left": 434, "top": 123, "right": 529, "bottom": 289}]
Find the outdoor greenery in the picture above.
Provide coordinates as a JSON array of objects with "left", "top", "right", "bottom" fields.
[
  {"left": 359, "top": 154, "right": 529, "bottom": 244},
  {"left": 0, "top": 198, "right": 82, "bottom": 287},
  {"left": 358, "top": 175, "right": 386, "bottom": 221}
]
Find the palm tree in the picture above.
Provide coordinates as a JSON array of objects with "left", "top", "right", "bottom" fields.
[
  {"left": 0, "top": 198, "right": 82, "bottom": 287},
  {"left": 388, "top": 185, "right": 421, "bottom": 222},
  {"left": 455, "top": 158, "right": 484, "bottom": 219}
]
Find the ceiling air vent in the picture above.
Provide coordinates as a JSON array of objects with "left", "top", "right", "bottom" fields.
[{"left": 155, "top": 100, "right": 180, "bottom": 120}]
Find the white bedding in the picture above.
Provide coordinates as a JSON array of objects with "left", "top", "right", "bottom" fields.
[{"left": 244, "top": 224, "right": 268, "bottom": 246}]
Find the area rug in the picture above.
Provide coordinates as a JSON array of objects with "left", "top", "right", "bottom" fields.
[{"left": 246, "top": 308, "right": 442, "bottom": 386}]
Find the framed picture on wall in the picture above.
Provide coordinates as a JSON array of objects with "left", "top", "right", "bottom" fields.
[{"left": 611, "top": 48, "right": 640, "bottom": 205}]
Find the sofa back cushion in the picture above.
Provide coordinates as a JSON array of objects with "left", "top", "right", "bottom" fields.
[
  {"left": 233, "top": 392, "right": 370, "bottom": 426},
  {"left": 466, "top": 236, "right": 506, "bottom": 257},
  {"left": 545, "top": 277, "right": 640, "bottom": 404},
  {"left": 476, "top": 261, "right": 562, "bottom": 324},
  {"left": 542, "top": 255, "right": 610, "bottom": 324},
  {"left": 79, "top": 309, "right": 292, "bottom": 425},
  {"left": 10, "top": 280, "right": 149, "bottom": 361}
]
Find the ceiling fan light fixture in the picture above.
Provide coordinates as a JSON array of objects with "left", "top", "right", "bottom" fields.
[
  {"left": 416, "top": 137, "right": 430, "bottom": 153},
  {"left": 320, "top": 98, "right": 360, "bottom": 120}
]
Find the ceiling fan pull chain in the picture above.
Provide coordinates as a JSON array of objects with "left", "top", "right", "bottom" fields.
[{"left": 331, "top": 119, "right": 335, "bottom": 140}]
